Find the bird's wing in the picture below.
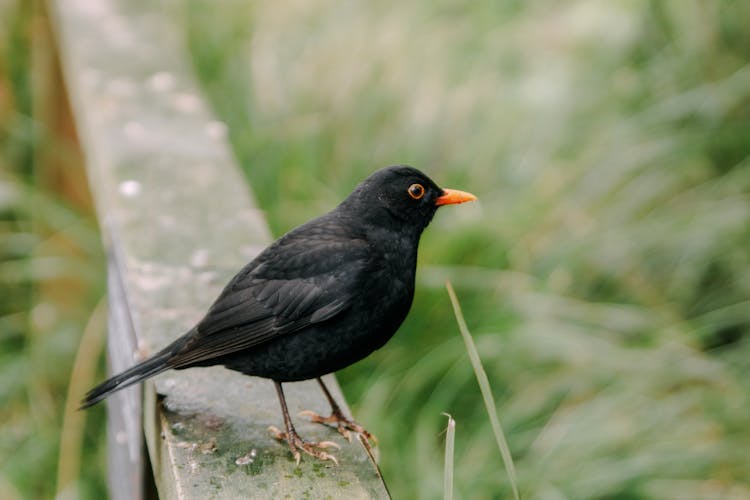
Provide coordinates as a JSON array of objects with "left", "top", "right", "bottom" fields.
[{"left": 169, "top": 226, "right": 370, "bottom": 367}]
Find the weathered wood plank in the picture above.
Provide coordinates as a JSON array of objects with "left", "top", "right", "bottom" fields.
[{"left": 48, "top": 0, "right": 388, "bottom": 498}]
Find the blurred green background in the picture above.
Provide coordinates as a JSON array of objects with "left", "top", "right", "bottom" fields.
[{"left": 2, "top": 0, "right": 750, "bottom": 498}]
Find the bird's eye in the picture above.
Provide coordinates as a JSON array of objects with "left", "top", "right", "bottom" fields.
[{"left": 407, "top": 183, "right": 425, "bottom": 200}]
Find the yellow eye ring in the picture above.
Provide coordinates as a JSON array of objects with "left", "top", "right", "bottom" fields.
[{"left": 407, "top": 183, "right": 425, "bottom": 200}]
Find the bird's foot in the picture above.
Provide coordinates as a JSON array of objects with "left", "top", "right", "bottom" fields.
[
  {"left": 299, "top": 408, "right": 378, "bottom": 448},
  {"left": 268, "top": 426, "right": 340, "bottom": 465}
]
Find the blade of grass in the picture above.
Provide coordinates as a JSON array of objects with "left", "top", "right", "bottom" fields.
[
  {"left": 442, "top": 413, "right": 456, "bottom": 500},
  {"left": 55, "top": 297, "right": 107, "bottom": 498},
  {"left": 446, "top": 281, "right": 520, "bottom": 500}
]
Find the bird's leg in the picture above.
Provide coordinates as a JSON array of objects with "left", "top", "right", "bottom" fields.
[
  {"left": 268, "top": 381, "right": 340, "bottom": 465},
  {"left": 299, "top": 378, "right": 378, "bottom": 451}
]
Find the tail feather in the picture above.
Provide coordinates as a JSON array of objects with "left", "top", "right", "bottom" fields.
[{"left": 80, "top": 346, "right": 176, "bottom": 409}]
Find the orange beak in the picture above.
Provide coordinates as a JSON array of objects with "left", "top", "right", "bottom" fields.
[{"left": 435, "top": 188, "right": 477, "bottom": 206}]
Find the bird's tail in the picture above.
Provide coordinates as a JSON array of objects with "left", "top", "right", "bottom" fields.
[{"left": 79, "top": 337, "right": 187, "bottom": 409}]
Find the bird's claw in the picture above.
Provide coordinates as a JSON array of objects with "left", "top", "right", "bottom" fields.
[
  {"left": 298, "top": 410, "right": 349, "bottom": 441},
  {"left": 298, "top": 409, "right": 378, "bottom": 447},
  {"left": 268, "top": 426, "right": 340, "bottom": 465}
]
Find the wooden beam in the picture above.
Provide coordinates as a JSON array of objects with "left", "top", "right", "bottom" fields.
[{"left": 48, "top": 0, "right": 389, "bottom": 497}]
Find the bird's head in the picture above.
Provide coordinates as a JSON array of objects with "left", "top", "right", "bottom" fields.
[{"left": 340, "top": 165, "right": 477, "bottom": 235}]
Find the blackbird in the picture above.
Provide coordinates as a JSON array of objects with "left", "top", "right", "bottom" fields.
[{"left": 81, "top": 165, "right": 476, "bottom": 463}]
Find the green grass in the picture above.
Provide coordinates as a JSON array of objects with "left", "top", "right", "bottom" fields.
[
  {"left": 442, "top": 413, "right": 455, "bottom": 500},
  {"left": 446, "top": 281, "right": 519, "bottom": 500},
  {"left": 0, "top": 2, "right": 106, "bottom": 499},
  {"left": 185, "top": 1, "right": 750, "bottom": 498},
  {"left": 2, "top": 0, "right": 750, "bottom": 498},
  {"left": 186, "top": 0, "right": 750, "bottom": 498}
]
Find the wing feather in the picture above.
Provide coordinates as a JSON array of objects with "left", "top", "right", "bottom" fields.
[{"left": 169, "top": 219, "right": 370, "bottom": 368}]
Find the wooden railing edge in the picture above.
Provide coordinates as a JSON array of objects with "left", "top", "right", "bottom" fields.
[{"left": 47, "top": 1, "right": 389, "bottom": 498}]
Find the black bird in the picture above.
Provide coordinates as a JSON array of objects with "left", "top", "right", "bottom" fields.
[{"left": 81, "top": 165, "right": 476, "bottom": 463}]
